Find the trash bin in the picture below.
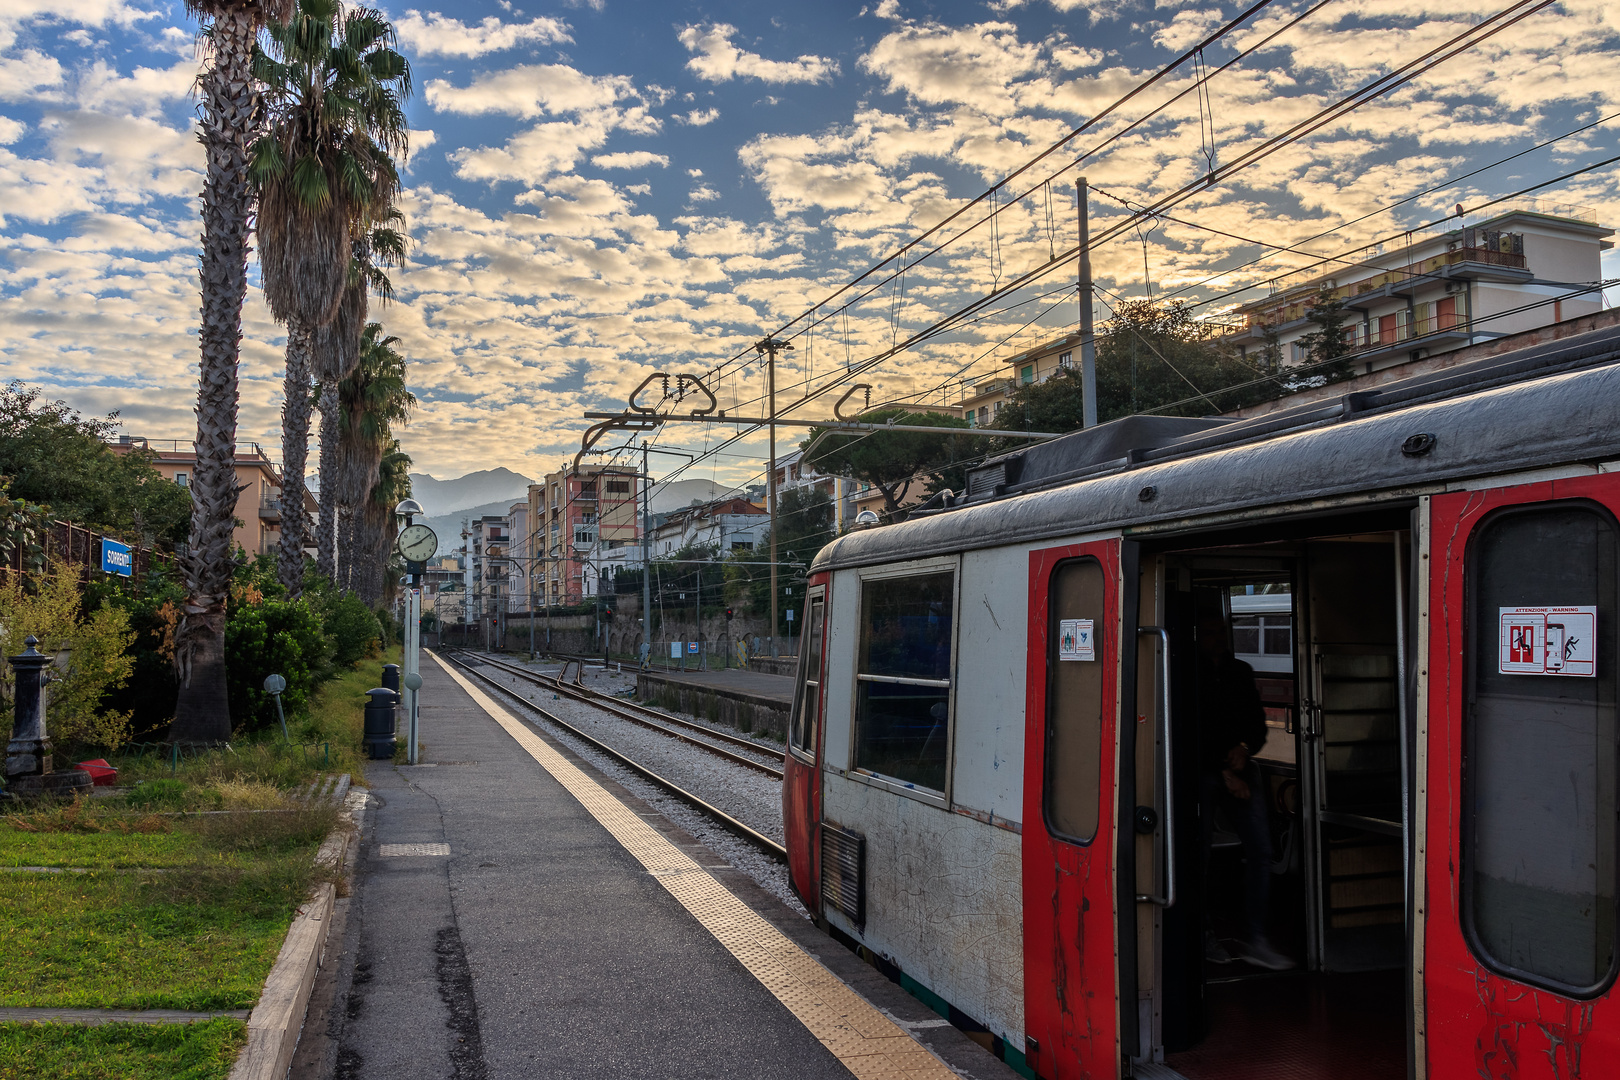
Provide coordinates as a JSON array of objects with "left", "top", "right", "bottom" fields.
[{"left": 364, "top": 687, "right": 399, "bottom": 760}]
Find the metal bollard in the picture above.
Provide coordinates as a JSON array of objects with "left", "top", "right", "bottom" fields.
[{"left": 363, "top": 687, "right": 399, "bottom": 760}]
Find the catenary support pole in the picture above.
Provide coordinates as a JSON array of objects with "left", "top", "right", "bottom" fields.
[{"left": 1078, "top": 176, "right": 1099, "bottom": 429}]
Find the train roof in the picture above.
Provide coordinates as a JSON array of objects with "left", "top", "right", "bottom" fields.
[{"left": 813, "top": 321, "right": 1620, "bottom": 573}]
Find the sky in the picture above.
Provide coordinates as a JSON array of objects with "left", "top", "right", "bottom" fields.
[{"left": 1, "top": 0, "right": 1617, "bottom": 495}]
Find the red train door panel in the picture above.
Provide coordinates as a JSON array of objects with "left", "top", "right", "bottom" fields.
[
  {"left": 783, "top": 578, "right": 828, "bottom": 913},
  {"left": 1424, "top": 477, "right": 1620, "bottom": 1078},
  {"left": 1024, "top": 541, "right": 1124, "bottom": 1078}
]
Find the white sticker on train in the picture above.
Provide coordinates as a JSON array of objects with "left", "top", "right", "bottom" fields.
[
  {"left": 1499, "top": 606, "right": 1597, "bottom": 677},
  {"left": 1059, "top": 618, "right": 1095, "bottom": 661}
]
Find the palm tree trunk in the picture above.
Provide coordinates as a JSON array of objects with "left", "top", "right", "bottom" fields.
[
  {"left": 338, "top": 503, "right": 357, "bottom": 592},
  {"left": 277, "top": 319, "right": 313, "bottom": 596},
  {"left": 315, "top": 379, "right": 339, "bottom": 580},
  {"left": 171, "top": 7, "right": 258, "bottom": 747}
]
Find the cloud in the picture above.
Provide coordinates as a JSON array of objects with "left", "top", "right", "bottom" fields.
[
  {"left": 394, "top": 10, "right": 573, "bottom": 58},
  {"left": 859, "top": 21, "right": 1041, "bottom": 116},
  {"left": 677, "top": 107, "right": 720, "bottom": 126},
  {"left": 1152, "top": 9, "right": 1224, "bottom": 52},
  {"left": 425, "top": 63, "right": 638, "bottom": 119},
  {"left": 0, "top": 50, "right": 66, "bottom": 103},
  {"left": 677, "top": 23, "right": 839, "bottom": 84},
  {"left": 689, "top": 184, "right": 720, "bottom": 202},
  {"left": 592, "top": 150, "right": 670, "bottom": 169},
  {"left": 404, "top": 128, "right": 436, "bottom": 170},
  {"left": 0, "top": 117, "right": 25, "bottom": 145}
]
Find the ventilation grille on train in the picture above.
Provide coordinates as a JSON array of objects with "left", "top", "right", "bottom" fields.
[{"left": 820, "top": 823, "right": 865, "bottom": 928}]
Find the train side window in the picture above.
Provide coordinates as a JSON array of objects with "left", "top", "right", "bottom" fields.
[
  {"left": 790, "top": 596, "right": 826, "bottom": 759},
  {"left": 854, "top": 570, "right": 955, "bottom": 792},
  {"left": 1045, "top": 558, "right": 1105, "bottom": 844},
  {"left": 1466, "top": 503, "right": 1619, "bottom": 996}
]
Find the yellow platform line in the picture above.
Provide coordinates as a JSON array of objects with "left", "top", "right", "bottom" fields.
[{"left": 431, "top": 651, "right": 959, "bottom": 1080}]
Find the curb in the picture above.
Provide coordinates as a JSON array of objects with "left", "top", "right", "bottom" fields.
[{"left": 228, "top": 804, "right": 355, "bottom": 1080}]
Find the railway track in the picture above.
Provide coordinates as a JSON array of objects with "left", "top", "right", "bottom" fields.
[
  {"left": 452, "top": 650, "right": 785, "bottom": 778},
  {"left": 439, "top": 650, "right": 787, "bottom": 862}
]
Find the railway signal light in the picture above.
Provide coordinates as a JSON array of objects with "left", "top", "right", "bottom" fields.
[{"left": 725, "top": 608, "right": 734, "bottom": 620}]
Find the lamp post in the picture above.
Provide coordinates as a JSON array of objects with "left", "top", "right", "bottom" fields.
[{"left": 393, "top": 498, "right": 427, "bottom": 765}]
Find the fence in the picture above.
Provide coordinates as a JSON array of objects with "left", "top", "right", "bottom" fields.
[{"left": 3, "top": 518, "right": 174, "bottom": 588}]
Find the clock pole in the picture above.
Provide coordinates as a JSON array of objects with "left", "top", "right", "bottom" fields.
[{"left": 393, "top": 499, "right": 431, "bottom": 766}]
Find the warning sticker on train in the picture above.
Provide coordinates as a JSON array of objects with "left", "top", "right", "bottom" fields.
[
  {"left": 1059, "top": 619, "right": 1095, "bottom": 661},
  {"left": 1499, "top": 606, "right": 1596, "bottom": 677}
]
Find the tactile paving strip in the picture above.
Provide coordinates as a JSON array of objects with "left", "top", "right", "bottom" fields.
[{"left": 434, "top": 653, "right": 959, "bottom": 1080}]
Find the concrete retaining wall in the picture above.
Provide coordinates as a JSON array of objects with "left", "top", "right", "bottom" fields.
[{"left": 634, "top": 674, "right": 793, "bottom": 742}]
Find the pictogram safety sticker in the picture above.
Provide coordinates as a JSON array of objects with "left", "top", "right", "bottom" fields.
[{"left": 1499, "top": 606, "right": 1596, "bottom": 677}]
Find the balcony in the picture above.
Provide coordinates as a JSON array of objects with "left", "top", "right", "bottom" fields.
[{"left": 258, "top": 495, "right": 281, "bottom": 522}]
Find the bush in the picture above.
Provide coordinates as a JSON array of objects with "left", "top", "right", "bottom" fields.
[
  {"left": 225, "top": 597, "right": 331, "bottom": 736},
  {"left": 318, "top": 592, "right": 381, "bottom": 668}
]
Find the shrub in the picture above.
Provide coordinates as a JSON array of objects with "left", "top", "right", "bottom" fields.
[
  {"left": 0, "top": 566, "right": 136, "bottom": 750},
  {"left": 225, "top": 597, "right": 331, "bottom": 736},
  {"left": 319, "top": 592, "right": 382, "bottom": 668}
]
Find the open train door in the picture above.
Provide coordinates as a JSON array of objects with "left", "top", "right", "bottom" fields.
[
  {"left": 1024, "top": 538, "right": 1142, "bottom": 1078},
  {"left": 1422, "top": 477, "right": 1620, "bottom": 1076}
]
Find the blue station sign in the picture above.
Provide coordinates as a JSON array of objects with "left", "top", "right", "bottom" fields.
[{"left": 100, "top": 538, "right": 132, "bottom": 577}]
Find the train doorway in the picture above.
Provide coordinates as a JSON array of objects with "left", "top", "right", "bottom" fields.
[{"left": 1137, "top": 530, "right": 1412, "bottom": 1079}]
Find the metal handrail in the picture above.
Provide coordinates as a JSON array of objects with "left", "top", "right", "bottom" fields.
[
  {"left": 855, "top": 672, "right": 951, "bottom": 689},
  {"left": 1135, "top": 625, "right": 1175, "bottom": 908}
]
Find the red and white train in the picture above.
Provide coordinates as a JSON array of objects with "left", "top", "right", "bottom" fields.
[{"left": 781, "top": 323, "right": 1620, "bottom": 1079}]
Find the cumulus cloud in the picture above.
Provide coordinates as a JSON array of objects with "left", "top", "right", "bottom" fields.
[
  {"left": 677, "top": 107, "right": 720, "bottom": 126},
  {"left": 592, "top": 150, "right": 670, "bottom": 169},
  {"left": 859, "top": 21, "right": 1041, "bottom": 116},
  {"left": 677, "top": 24, "right": 839, "bottom": 84},
  {"left": 689, "top": 184, "right": 720, "bottom": 202},
  {"left": 425, "top": 63, "right": 637, "bottom": 119},
  {"left": 394, "top": 10, "right": 573, "bottom": 58}
]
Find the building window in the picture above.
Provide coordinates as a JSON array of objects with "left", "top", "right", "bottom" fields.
[
  {"left": 854, "top": 570, "right": 955, "bottom": 792},
  {"left": 1058, "top": 351, "right": 1073, "bottom": 369},
  {"left": 731, "top": 540, "right": 753, "bottom": 551},
  {"left": 580, "top": 483, "right": 597, "bottom": 498},
  {"left": 1465, "top": 503, "right": 1619, "bottom": 995},
  {"left": 994, "top": 401, "right": 1004, "bottom": 414},
  {"left": 175, "top": 472, "right": 188, "bottom": 488},
  {"left": 606, "top": 480, "right": 630, "bottom": 494},
  {"left": 1045, "top": 558, "right": 1105, "bottom": 843},
  {"left": 978, "top": 406, "right": 989, "bottom": 426},
  {"left": 1021, "top": 364, "right": 1035, "bottom": 384}
]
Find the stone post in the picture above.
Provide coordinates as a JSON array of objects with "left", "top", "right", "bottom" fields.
[{"left": 7, "top": 636, "right": 52, "bottom": 781}]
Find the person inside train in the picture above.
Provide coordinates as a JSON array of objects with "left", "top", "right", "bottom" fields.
[{"left": 1196, "top": 613, "right": 1296, "bottom": 971}]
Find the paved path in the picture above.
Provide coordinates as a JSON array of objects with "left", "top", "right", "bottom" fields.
[{"left": 314, "top": 650, "right": 1009, "bottom": 1080}]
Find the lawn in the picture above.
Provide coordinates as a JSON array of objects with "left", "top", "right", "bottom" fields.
[
  {"left": 0, "top": 646, "right": 393, "bottom": 1076},
  {"left": 0, "top": 1020, "right": 246, "bottom": 1080}
]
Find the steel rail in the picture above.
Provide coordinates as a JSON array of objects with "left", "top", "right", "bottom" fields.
[
  {"left": 454, "top": 651, "right": 786, "bottom": 779},
  {"left": 440, "top": 651, "right": 788, "bottom": 862},
  {"left": 499, "top": 650, "right": 792, "bottom": 760}
]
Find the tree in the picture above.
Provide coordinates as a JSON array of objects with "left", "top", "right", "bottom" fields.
[
  {"left": 334, "top": 323, "right": 414, "bottom": 598},
  {"left": 724, "top": 487, "right": 834, "bottom": 632},
  {"left": 353, "top": 440, "right": 412, "bottom": 605},
  {"left": 315, "top": 219, "right": 406, "bottom": 580},
  {"left": 803, "top": 409, "right": 975, "bottom": 520},
  {"left": 171, "top": 0, "right": 296, "bottom": 747},
  {"left": 0, "top": 383, "right": 192, "bottom": 545},
  {"left": 988, "top": 299, "right": 1274, "bottom": 433},
  {"left": 1295, "top": 283, "right": 1357, "bottom": 383},
  {"left": 251, "top": 0, "right": 411, "bottom": 596}
]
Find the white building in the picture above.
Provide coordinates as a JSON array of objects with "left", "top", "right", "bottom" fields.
[
  {"left": 771, "top": 448, "right": 857, "bottom": 533},
  {"left": 648, "top": 497, "right": 769, "bottom": 559},
  {"left": 1222, "top": 203, "right": 1612, "bottom": 376}
]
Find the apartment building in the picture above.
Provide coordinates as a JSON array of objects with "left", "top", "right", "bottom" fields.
[
  {"left": 113, "top": 437, "right": 316, "bottom": 557},
  {"left": 647, "top": 497, "right": 768, "bottom": 559},
  {"left": 1222, "top": 203, "right": 1611, "bottom": 375},
  {"left": 533, "top": 463, "right": 641, "bottom": 605},
  {"left": 771, "top": 449, "right": 856, "bottom": 533},
  {"left": 957, "top": 330, "right": 1086, "bottom": 431}
]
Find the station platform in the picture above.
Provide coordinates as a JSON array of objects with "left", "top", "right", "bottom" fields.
[
  {"left": 635, "top": 666, "right": 795, "bottom": 741},
  {"left": 318, "top": 650, "right": 1017, "bottom": 1080}
]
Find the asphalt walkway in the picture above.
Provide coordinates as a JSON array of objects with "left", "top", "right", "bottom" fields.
[{"left": 316, "top": 650, "right": 1013, "bottom": 1080}]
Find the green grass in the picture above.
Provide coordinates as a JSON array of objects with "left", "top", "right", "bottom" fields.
[
  {"left": 0, "top": 1019, "right": 246, "bottom": 1080},
  {"left": 0, "top": 805, "right": 336, "bottom": 1010}
]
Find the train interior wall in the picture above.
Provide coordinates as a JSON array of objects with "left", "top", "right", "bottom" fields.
[{"left": 1156, "top": 532, "right": 1410, "bottom": 1080}]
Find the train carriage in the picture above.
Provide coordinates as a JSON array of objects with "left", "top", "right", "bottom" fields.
[{"left": 781, "top": 322, "right": 1620, "bottom": 1079}]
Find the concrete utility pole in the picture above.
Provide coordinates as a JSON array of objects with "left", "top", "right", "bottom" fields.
[
  {"left": 754, "top": 336, "right": 793, "bottom": 646},
  {"left": 642, "top": 442, "right": 652, "bottom": 662},
  {"left": 1078, "top": 176, "right": 1099, "bottom": 429}
]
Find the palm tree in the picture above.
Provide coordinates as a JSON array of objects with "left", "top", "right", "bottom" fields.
[
  {"left": 335, "top": 322, "right": 414, "bottom": 597},
  {"left": 170, "top": 0, "right": 295, "bottom": 747},
  {"left": 250, "top": 0, "right": 410, "bottom": 596},
  {"left": 355, "top": 440, "right": 412, "bottom": 605},
  {"left": 316, "top": 218, "right": 405, "bottom": 582}
]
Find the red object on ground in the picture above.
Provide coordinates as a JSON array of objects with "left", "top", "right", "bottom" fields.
[{"left": 74, "top": 759, "right": 117, "bottom": 786}]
